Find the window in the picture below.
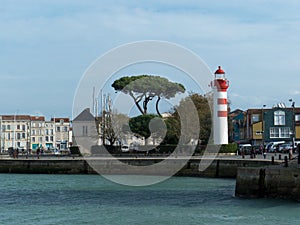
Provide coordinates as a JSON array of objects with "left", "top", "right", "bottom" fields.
[
  {"left": 17, "top": 133, "right": 21, "bottom": 140},
  {"left": 7, "top": 125, "right": 11, "bottom": 130},
  {"left": 32, "top": 137, "right": 35, "bottom": 142},
  {"left": 295, "top": 114, "right": 300, "bottom": 122},
  {"left": 63, "top": 126, "right": 68, "bottom": 132},
  {"left": 22, "top": 133, "right": 25, "bottom": 138},
  {"left": 45, "top": 136, "right": 49, "bottom": 142},
  {"left": 50, "top": 136, "right": 53, "bottom": 141},
  {"left": 270, "top": 127, "right": 290, "bottom": 138},
  {"left": 83, "top": 126, "right": 88, "bottom": 136},
  {"left": 17, "top": 125, "right": 20, "bottom": 130},
  {"left": 274, "top": 110, "right": 285, "bottom": 125},
  {"left": 45, "top": 129, "right": 49, "bottom": 135},
  {"left": 57, "top": 127, "right": 60, "bottom": 132},
  {"left": 252, "top": 114, "right": 260, "bottom": 123},
  {"left": 22, "top": 125, "right": 26, "bottom": 131}
]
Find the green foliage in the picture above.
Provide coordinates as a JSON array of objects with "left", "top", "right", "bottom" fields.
[
  {"left": 112, "top": 75, "right": 185, "bottom": 115},
  {"left": 161, "top": 117, "right": 180, "bottom": 145},
  {"left": 219, "top": 143, "right": 238, "bottom": 153},
  {"left": 129, "top": 114, "right": 158, "bottom": 140},
  {"left": 172, "top": 93, "right": 212, "bottom": 144},
  {"left": 69, "top": 146, "right": 82, "bottom": 156},
  {"left": 156, "top": 144, "right": 177, "bottom": 153}
]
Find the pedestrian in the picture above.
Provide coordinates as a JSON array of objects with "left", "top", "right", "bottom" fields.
[
  {"left": 250, "top": 147, "right": 254, "bottom": 159},
  {"left": 289, "top": 148, "right": 293, "bottom": 160},
  {"left": 36, "top": 147, "right": 40, "bottom": 159},
  {"left": 263, "top": 149, "right": 267, "bottom": 159},
  {"left": 13, "top": 148, "right": 17, "bottom": 159}
]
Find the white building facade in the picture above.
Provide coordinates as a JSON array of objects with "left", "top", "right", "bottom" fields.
[
  {"left": 0, "top": 114, "right": 71, "bottom": 152},
  {"left": 0, "top": 115, "right": 31, "bottom": 152}
]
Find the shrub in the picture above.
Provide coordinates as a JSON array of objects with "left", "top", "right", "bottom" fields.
[
  {"left": 69, "top": 146, "right": 82, "bottom": 156},
  {"left": 219, "top": 143, "right": 238, "bottom": 153}
]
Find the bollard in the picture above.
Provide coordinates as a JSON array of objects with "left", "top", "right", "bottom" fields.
[
  {"left": 289, "top": 150, "right": 292, "bottom": 160},
  {"left": 279, "top": 154, "right": 281, "bottom": 160},
  {"left": 271, "top": 156, "right": 274, "bottom": 164},
  {"left": 284, "top": 156, "right": 288, "bottom": 167},
  {"left": 298, "top": 144, "right": 300, "bottom": 164}
]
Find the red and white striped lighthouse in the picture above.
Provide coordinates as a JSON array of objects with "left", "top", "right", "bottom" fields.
[{"left": 212, "top": 66, "right": 229, "bottom": 145}]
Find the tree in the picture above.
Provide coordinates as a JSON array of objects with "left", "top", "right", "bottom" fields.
[
  {"left": 101, "top": 112, "right": 129, "bottom": 146},
  {"left": 161, "top": 116, "right": 180, "bottom": 145},
  {"left": 168, "top": 93, "right": 212, "bottom": 145},
  {"left": 112, "top": 75, "right": 185, "bottom": 116},
  {"left": 129, "top": 114, "right": 158, "bottom": 145}
]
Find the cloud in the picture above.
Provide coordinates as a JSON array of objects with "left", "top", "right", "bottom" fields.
[
  {"left": 1, "top": 0, "right": 300, "bottom": 115},
  {"left": 289, "top": 90, "right": 300, "bottom": 96}
]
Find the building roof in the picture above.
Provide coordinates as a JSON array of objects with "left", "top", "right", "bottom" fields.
[
  {"left": 1, "top": 115, "right": 31, "bottom": 121},
  {"left": 30, "top": 116, "right": 45, "bottom": 121},
  {"left": 50, "top": 118, "right": 70, "bottom": 123},
  {"left": 215, "top": 66, "right": 225, "bottom": 74},
  {"left": 73, "top": 108, "right": 95, "bottom": 122}
]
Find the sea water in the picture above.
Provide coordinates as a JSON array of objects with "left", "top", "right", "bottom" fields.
[{"left": 0, "top": 174, "right": 299, "bottom": 225}]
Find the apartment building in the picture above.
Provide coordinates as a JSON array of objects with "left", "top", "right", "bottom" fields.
[
  {"left": 30, "top": 116, "right": 45, "bottom": 150},
  {"left": 230, "top": 106, "right": 300, "bottom": 145},
  {"left": 51, "top": 118, "right": 71, "bottom": 150},
  {"left": 0, "top": 115, "right": 31, "bottom": 152},
  {"left": 0, "top": 114, "right": 71, "bottom": 152}
]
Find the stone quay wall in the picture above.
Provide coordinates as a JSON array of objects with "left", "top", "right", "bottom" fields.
[
  {"left": 0, "top": 157, "right": 279, "bottom": 177},
  {"left": 235, "top": 164, "right": 300, "bottom": 201}
]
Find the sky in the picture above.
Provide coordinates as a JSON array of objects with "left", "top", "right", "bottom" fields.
[{"left": 1, "top": 0, "right": 300, "bottom": 119}]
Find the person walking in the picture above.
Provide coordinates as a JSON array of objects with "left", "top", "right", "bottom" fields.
[
  {"left": 36, "top": 147, "right": 40, "bottom": 159},
  {"left": 263, "top": 149, "right": 267, "bottom": 159}
]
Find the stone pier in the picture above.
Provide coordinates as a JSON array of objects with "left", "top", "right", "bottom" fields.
[{"left": 235, "top": 159, "right": 300, "bottom": 201}]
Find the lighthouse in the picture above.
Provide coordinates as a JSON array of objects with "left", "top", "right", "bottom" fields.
[{"left": 212, "top": 66, "right": 229, "bottom": 145}]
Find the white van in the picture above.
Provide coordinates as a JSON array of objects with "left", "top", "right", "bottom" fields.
[
  {"left": 265, "top": 141, "right": 285, "bottom": 153},
  {"left": 238, "top": 144, "right": 252, "bottom": 155}
]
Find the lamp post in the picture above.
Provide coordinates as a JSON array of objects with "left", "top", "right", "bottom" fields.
[
  {"left": 289, "top": 99, "right": 295, "bottom": 155},
  {"left": 0, "top": 116, "right": 2, "bottom": 153},
  {"left": 262, "top": 105, "right": 266, "bottom": 147}
]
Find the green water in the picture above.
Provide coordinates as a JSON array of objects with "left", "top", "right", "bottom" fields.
[{"left": 0, "top": 174, "right": 299, "bottom": 225}]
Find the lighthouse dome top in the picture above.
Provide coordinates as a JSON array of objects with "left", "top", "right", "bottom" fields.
[{"left": 215, "top": 66, "right": 225, "bottom": 74}]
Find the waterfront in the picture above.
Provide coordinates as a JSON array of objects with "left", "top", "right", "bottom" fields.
[{"left": 0, "top": 174, "right": 299, "bottom": 225}]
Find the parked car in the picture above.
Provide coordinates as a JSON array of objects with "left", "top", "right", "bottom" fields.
[
  {"left": 238, "top": 144, "right": 252, "bottom": 155},
  {"left": 121, "top": 145, "right": 129, "bottom": 152},
  {"left": 278, "top": 143, "right": 293, "bottom": 153},
  {"left": 265, "top": 141, "right": 285, "bottom": 153}
]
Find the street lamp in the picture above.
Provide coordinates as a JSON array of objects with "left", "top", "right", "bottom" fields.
[
  {"left": 262, "top": 105, "right": 266, "bottom": 147},
  {"left": 289, "top": 99, "right": 295, "bottom": 154},
  {"left": 0, "top": 116, "right": 2, "bottom": 153}
]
